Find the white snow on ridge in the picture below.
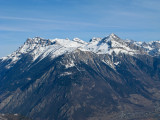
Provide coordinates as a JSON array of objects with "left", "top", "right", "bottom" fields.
[
  {"left": 133, "top": 40, "right": 160, "bottom": 55},
  {"left": 83, "top": 34, "right": 138, "bottom": 55},
  {"left": 1, "top": 34, "right": 160, "bottom": 69},
  {"left": 1, "top": 37, "right": 86, "bottom": 68}
]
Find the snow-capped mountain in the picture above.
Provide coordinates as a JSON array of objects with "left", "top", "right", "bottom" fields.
[
  {"left": 134, "top": 40, "right": 160, "bottom": 56},
  {"left": 1, "top": 34, "right": 160, "bottom": 120},
  {"left": 1, "top": 33, "right": 160, "bottom": 69}
]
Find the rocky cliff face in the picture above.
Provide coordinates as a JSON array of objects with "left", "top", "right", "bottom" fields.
[{"left": 0, "top": 34, "right": 160, "bottom": 120}]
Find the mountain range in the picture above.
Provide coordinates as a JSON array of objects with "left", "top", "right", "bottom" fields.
[{"left": 0, "top": 33, "right": 160, "bottom": 120}]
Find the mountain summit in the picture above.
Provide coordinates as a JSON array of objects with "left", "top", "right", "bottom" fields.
[
  {"left": 1, "top": 33, "right": 160, "bottom": 66},
  {"left": 108, "top": 33, "right": 120, "bottom": 40},
  {"left": 0, "top": 34, "right": 160, "bottom": 120}
]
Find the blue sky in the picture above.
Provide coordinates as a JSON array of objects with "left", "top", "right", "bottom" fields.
[{"left": 0, "top": 0, "right": 160, "bottom": 57}]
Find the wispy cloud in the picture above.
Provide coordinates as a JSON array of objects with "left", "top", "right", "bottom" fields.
[
  {"left": 0, "top": 16, "right": 121, "bottom": 28},
  {"left": 0, "top": 16, "right": 60, "bottom": 23},
  {"left": 0, "top": 26, "right": 28, "bottom": 32},
  {"left": 0, "top": 16, "right": 95, "bottom": 26}
]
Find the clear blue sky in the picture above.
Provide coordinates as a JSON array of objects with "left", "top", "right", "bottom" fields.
[{"left": 0, "top": 0, "right": 160, "bottom": 58}]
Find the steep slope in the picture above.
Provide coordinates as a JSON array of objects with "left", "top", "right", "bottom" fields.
[{"left": 0, "top": 34, "right": 160, "bottom": 120}]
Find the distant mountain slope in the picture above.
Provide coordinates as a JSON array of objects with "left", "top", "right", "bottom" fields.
[{"left": 0, "top": 34, "right": 160, "bottom": 120}]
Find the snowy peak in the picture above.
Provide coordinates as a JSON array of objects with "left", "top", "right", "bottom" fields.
[
  {"left": 133, "top": 40, "right": 160, "bottom": 56},
  {"left": 2, "top": 34, "right": 160, "bottom": 69},
  {"left": 87, "top": 33, "right": 121, "bottom": 50},
  {"left": 109, "top": 33, "right": 120, "bottom": 40},
  {"left": 86, "top": 34, "right": 138, "bottom": 55},
  {"left": 95, "top": 33, "right": 121, "bottom": 45},
  {"left": 25, "top": 37, "right": 52, "bottom": 46},
  {"left": 72, "top": 38, "right": 87, "bottom": 44},
  {"left": 26, "top": 37, "right": 42, "bottom": 44},
  {"left": 100, "top": 33, "right": 120, "bottom": 43},
  {"left": 25, "top": 37, "right": 87, "bottom": 48},
  {"left": 26, "top": 37, "right": 41, "bottom": 44}
]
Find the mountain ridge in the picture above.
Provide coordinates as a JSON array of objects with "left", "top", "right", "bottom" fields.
[
  {"left": 1, "top": 34, "right": 160, "bottom": 120},
  {"left": 1, "top": 33, "right": 160, "bottom": 68}
]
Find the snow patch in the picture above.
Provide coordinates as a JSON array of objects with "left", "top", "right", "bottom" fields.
[
  {"left": 60, "top": 72, "right": 72, "bottom": 77},
  {"left": 65, "top": 60, "right": 75, "bottom": 69},
  {"left": 27, "top": 78, "right": 31, "bottom": 81},
  {"left": 102, "top": 60, "right": 115, "bottom": 69},
  {"left": 114, "top": 62, "right": 120, "bottom": 66}
]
